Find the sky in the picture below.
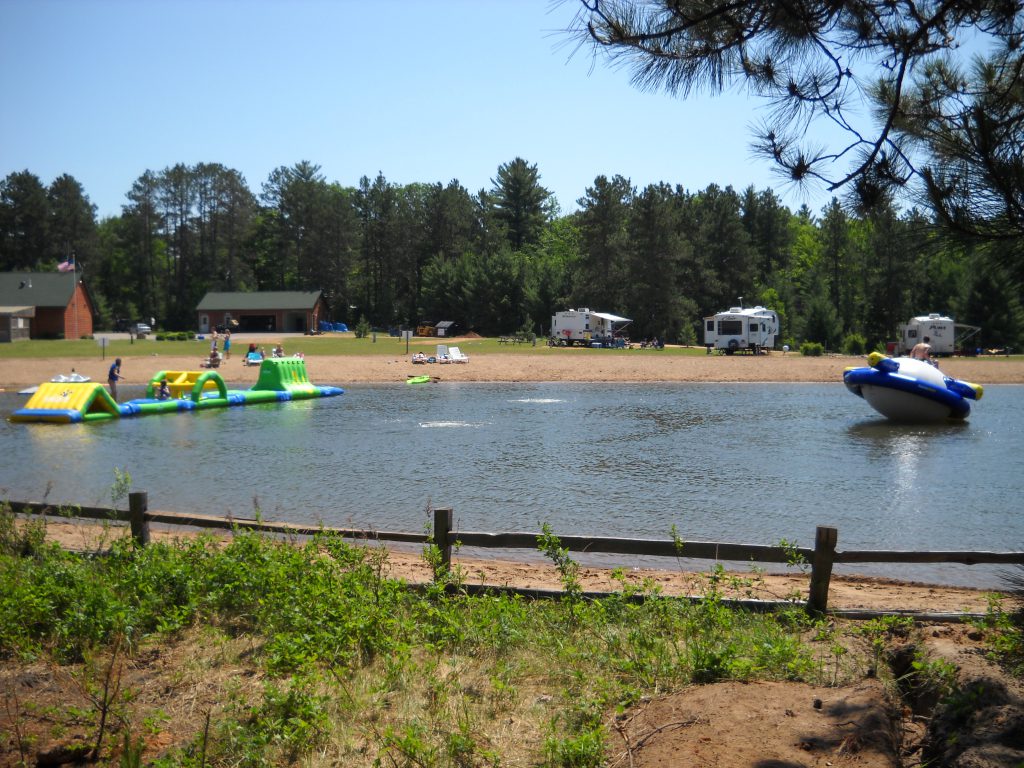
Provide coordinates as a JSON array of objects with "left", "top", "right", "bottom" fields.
[{"left": 1, "top": 0, "right": 837, "bottom": 220}]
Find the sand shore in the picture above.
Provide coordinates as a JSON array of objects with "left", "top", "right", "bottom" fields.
[{"left": 3, "top": 341, "right": 1023, "bottom": 389}]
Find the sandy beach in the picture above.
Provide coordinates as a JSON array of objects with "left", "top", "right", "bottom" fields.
[{"left": 3, "top": 340, "right": 1023, "bottom": 389}]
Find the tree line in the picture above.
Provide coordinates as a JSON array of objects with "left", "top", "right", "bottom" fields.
[{"left": 1, "top": 158, "right": 1021, "bottom": 349}]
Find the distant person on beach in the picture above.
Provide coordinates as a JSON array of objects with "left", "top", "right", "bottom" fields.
[
  {"left": 107, "top": 358, "right": 123, "bottom": 401},
  {"left": 223, "top": 333, "right": 232, "bottom": 360},
  {"left": 910, "top": 336, "right": 932, "bottom": 361}
]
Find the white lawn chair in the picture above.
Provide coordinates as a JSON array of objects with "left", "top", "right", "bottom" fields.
[
  {"left": 436, "top": 344, "right": 451, "bottom": 363},
  {"left": 449, "top": 346, "right": 469, "bottom": 363}
]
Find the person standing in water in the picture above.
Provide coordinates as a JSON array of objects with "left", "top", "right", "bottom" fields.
[{"left": 107, "top": 358, "right": 123, "bottom": 401}]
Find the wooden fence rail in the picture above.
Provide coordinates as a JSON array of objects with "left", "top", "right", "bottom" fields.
[{"left": 7, "top": 493, "right": 1024, "bottom": 615}]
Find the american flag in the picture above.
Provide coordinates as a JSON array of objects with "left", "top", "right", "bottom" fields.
[{"left": 57, "top": 255, "right": 75, "bottom": 273}]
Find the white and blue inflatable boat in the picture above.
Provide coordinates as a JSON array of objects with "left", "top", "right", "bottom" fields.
[{"left": 844, "top": 352, "right": 983, "bottom": 422}]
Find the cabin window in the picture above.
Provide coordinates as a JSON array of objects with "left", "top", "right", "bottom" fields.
[
  {"left": 706, "top": 320, "right": 714, "bottom": 331},
  {"left": 719, "top": 320, "right": 743, "bottom": 335}
]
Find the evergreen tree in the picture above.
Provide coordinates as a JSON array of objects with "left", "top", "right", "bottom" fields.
[
  {"left": 571, "top": 0, "right": 1024, "bottom": 249},
  {"left": 46, "top": 174, "right": 97, "bottom": 269},
  {"left": 626, "top": 182, "right": 694, "bottom": 343},
  {"left": 490, "top": 157, "right": 552, "bottom": 251},
  {"left": 575, "top": 174, "right": 633, "bottom": 311},
  {"left": 0, "top": 171, "right": 50, "bottom": 270}
]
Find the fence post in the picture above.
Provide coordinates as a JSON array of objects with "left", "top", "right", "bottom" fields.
[
  {"left": 807, "top": 525, "right": 837, "bottom": 615},
  {"left": 128, "top": 491, "right": 150, "bottom": 547},
  {"left": 433, "top": 507, "right": 453, "bottom": 575}
]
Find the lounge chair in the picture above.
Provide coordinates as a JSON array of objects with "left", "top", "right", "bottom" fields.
[
  {"left": 449, "top": 346, "right": 469, "bottom": 363},
  {"left": 435, "top": 344, "right": 452, "bottom": 363},
  {"left": 244, "top": 352, "right": 262, "bottom": 367}
]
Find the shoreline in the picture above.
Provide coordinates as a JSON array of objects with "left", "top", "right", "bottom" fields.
[
  {"left": 4, "top": 343, "right": 1024, "bottom": 389},
  {"left": 34, "top": 520, "right": 1000, "bottom": 615}
]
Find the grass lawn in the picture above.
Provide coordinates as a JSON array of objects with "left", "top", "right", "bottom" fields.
[{"left": 0, "top": 335, "right": 718, "bottom": 360}]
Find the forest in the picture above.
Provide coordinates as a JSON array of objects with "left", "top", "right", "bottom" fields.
[{"left": 1, "top": 157, "right": 1022, "bottom": 351}]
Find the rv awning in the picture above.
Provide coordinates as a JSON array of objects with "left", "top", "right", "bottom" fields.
[
  {"left": 591, "top": 312, "right": 631, "bottom": 323},
  {"left": 955, "top": 323, "right": 981, "bottom": 342}
]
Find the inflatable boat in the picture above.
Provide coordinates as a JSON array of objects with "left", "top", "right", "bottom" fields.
[{"left": 843, "top": 353, "right": 983, "bottom": 422}]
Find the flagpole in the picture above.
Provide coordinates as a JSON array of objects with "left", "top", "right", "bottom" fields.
[{"left": 71, "top": 252, "right": 78, "bottom": 340}]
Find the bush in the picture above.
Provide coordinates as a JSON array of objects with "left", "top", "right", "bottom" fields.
[
  {"left": 155, "top": 332, "right": 193, "bottom": 342},
  {"left": 354, "top": 315, "right": 371, "bottom": 339},
  {"left": 800, "top": 341, "right": 825, "bottom": 357},
  {"left": 841, "top": 333, "right": 867, "bottom": 355}
]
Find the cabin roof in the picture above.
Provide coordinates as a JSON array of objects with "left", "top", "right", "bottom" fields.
[
  {"left": 0, "top": 272, "right": 77, "bottom": 308},
  {"left": 196, "top": 291, "right": 323, "bottom": 311}
]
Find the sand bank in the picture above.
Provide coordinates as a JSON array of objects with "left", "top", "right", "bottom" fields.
[{"left": 3, "top": 343, "right": 1023, "bottom": 389}]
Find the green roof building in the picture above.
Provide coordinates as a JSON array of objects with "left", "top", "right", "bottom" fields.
[{"left": 196, "top": 291, "right": 326, "bottom": 334}]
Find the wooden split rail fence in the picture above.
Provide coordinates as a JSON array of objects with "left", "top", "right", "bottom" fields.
[{"left": 7, "top": 493, "right": 1024, "bottom": 615}]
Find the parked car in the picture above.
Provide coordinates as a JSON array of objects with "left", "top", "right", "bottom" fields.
[{"left": 130, "top": 322, "right": 152, "bottom": 337}]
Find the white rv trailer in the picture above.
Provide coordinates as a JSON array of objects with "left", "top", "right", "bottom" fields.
[
  {"left": 703, "top": 305, "right": 779, "bottom": 354},
  {"left": 898, "top": 313, "right": 981, "bottom": 356},
  {"left": 550, "top": 308, "right": 632, "bottom": 347}
]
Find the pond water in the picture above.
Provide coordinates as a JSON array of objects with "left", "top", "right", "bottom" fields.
[{"left": 1, "top": 382, "right": 1021, "bottom": 588}]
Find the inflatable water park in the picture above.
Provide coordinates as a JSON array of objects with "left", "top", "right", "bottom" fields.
[
  {"left": 843, "top": 352, "right": 983, "bottom": 422},
  {"left": 10, "top": 358, "right": 343, "bottom": 424}
]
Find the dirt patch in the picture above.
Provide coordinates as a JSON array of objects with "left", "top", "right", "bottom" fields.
[{"left": 609, "top": 679, "right": 900, "bottom": 767}]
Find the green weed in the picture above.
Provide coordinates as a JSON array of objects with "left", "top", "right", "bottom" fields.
[{"left": 0, "top": 512, "right": 852, "bottom": 767}]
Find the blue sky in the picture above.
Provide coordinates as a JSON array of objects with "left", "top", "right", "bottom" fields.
[{"left": 1, "top": 0, "right": 835, "bottom": 220}]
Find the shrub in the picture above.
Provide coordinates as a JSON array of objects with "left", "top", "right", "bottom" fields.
[
  {"left": 155, "top": 332, "right": 193, "bottom": 342},
  {"left": 354, "top": 315, "right": 371, "bottom": 339},
  {"left": 800, "top": 341, "right": 824, "bottom": 356},
  {"left": 841, "top": 333, "right": 867, "bottom": 355}
]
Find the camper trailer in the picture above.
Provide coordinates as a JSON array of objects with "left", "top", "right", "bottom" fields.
[
  {"left": 898, "top": 313, "right": 980, "bottom": 356},
  {"left": 703, "top": 306, "right": 779, "bottom": 354},
  {"left": 550, "top": 308, "right": 631, "bottom": 347}
]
